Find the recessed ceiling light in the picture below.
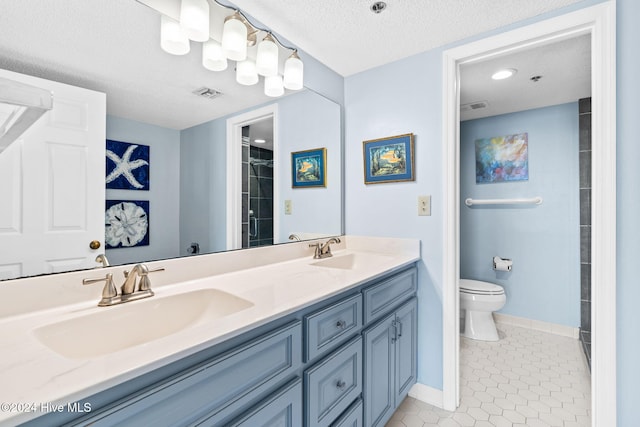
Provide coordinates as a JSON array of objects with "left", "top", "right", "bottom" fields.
[
  {"left": 491, "top": 68, "right": 517, "bottom": 80},
  {"left": 254, "top": 139, "right": 266, "bottom": 144}
]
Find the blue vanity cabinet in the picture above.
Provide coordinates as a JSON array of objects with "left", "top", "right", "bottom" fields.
[
  {"left": 304, "top": 293, "right": 362, "bottom": 363},
  {"left": 222, "top": 379, "right": 303, "bottom": 427},
  {"left": 331, "top": 398, "right": 363, "bottom": 427},
  {"left": 304, "top": 336, "right": 363, "bottom": 427},
  {"left": 363, "top": 297, "right": 417, "bottom": 427},
  {"left": 63, "top": 321, "right": 302, "bottom": 427}
]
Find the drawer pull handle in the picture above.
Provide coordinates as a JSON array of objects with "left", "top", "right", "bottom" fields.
[
  {"left": 336, "top": 319, "right": 347, "bottom": 330},
  {"left": 397, "top": 320, "right": 403, "bottom": 338},
  {"left": 336, "top": 380, "right": 346, "bottom": 390}
]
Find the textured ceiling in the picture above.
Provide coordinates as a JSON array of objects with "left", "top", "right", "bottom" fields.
[
  {"left": 0, "top": 0, "right": 588, "bottom": 130},
  {"left": 460, "top": 34, "right": 591, "bottom": 121},
  {"left": 230, "top": 0, "right": 584, "bottom": 77}
]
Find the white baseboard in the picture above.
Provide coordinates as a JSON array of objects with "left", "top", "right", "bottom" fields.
[
  {"left": 493, "top": 312, "right": 580, "bottom": 339},
  {"left": 409, "top": 382, "right": 444, "bottom": 409}
]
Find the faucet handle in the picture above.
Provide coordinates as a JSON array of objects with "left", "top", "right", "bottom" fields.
[
  {"left": 83, "top": 273, "right": 118, "bottom": 306},
  {"left": 138, "top": 267, "right": 164, "bottom": 292},
  {"left": 124, "top": 266, "right": 164, "bottom": 278},
  {"left": 309, "top": 242, "right": 322, "bottom": 259}
]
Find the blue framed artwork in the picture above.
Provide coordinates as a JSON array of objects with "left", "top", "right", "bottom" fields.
[
  {"left": 475, "top": 133, "right": 529, "bottom": 183},
  {"left": 105, "top": 200, "right": 149, "bottom": 248},
  {"left": 292, "top": 148, "right": 326, "bottom": 188},
  {"left": 106, "top": 139, "right": 149, "bottom": 190},
  {"left": 363, "top": 133, "right": 414, "bottom": 184}
]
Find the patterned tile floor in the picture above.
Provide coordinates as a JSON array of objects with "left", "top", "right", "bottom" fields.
[{"left": 387, "top": 323, "right": 591, "bottom": 426}]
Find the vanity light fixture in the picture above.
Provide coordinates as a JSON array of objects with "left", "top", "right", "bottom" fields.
[
  {"left": 157, "top": 0, "right": 304, "bottom": 97},
  {"left": 283, "top": 51, "right": 304, "bottom": 90},
  {"left": 236, "top": 60, "right": 259, "bottom": 86},
  {"left": 222, "top": 12, "right": 248, "bottom": 61},
  {"left": 256, "top": 34, "right": 279, "bottom": 77},
  {"left": 491, "top": 68, "right": 517, "bottom": 80},
  {"left": 265, "top": 75, "right": 284, "bottom": 97},
  {"left": 179, "top": 0, "right": 210, "bottom": 42},
  {"left": 160, "top": 15, "right": 190, "bottom": 55},
  {"left": 202, "top": 40, "right": 227, "bottom": 71}
]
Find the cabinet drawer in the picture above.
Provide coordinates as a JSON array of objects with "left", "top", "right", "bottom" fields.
[
  {"left": 331, "top": 398, "right": 363, "bottom": 427},
  {"left": 221, "top": 378, "right": 302, "bottom": 427},
  {"left": 73, "top": 322, "right": 302, "bottom": 427},
  {"left": 305, "top": 336, "right": 363, "bottom": 427},
  {"left": 305, "top": 293, "right": 362, "bottom": 362},
  {"left": 363, "top": 267, "right": 417, "bottom": 324}
]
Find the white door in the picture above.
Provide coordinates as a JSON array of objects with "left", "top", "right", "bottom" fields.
[{"left": 0, "top": 69, "right": 106, "bottom": 280}]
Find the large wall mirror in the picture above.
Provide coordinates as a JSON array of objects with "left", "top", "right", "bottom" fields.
[{"left": 0, "top": 0, "right": 343, "bottom": 280}]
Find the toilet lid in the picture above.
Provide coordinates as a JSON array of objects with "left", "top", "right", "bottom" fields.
[{"left": 459, "top": 279, "right": 505, "bottom": 295}]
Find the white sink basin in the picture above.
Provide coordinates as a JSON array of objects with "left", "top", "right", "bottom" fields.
[
  {"left": 311, "top": 253, "right": 392, "bottom": 270},
  {"left": 33, "top": 289, "right": 253, "bottom": 359}
]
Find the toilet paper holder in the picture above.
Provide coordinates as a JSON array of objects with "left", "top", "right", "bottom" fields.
[{"left": 493, "top": 256, "right": 512, "bottom": 271}]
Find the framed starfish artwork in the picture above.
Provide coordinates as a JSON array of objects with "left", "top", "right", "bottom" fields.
[
  {"left": 106, "top": 139, "right": 150, "bottom": 190},
  {"left": 105, "top": 200, "right": 150, "bottom": 248}
]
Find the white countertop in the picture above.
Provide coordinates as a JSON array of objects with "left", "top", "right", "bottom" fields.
[{"left": 0, "top": 236, "right": 419, "bottom": 425}]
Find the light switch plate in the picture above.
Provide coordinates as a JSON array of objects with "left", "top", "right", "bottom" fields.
[
  {"left": 284, "top": 200, "right": 292, "bottom": 215},
  {"left": 418, "top": 195, "right": 431, "bottom": 216}
]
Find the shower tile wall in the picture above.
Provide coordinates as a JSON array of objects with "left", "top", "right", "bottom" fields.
[
  {"left": 249, "top": 146, "right": 273, "bottom": 247},
  {"left": 579, "top": 97, "right": 592, "bottom": 367}
]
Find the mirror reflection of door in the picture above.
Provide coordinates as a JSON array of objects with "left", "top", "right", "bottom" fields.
[{"left": 241, "top": 118, "right": 274, "bottom": 248}]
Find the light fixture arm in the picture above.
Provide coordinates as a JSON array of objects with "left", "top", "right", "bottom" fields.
[{"left": 212, "top": 0, "right": 298, "bottom": 53}]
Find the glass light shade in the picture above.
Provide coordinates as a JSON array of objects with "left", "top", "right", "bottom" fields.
[
  {"left": 222, "top": 14, "right": 248, "bottom": 61},
  {"left": 283, "top": 53, "right": 304, "bottom": 90},
  {"left": 160, "top": 16, "right": 190, "bottom": 55},
  {"left": 179, "top": 0, "right": 210, "bottom": 42},
  {"left": 202, "top": 40, "right": 227, "bottom": 71},
  {"left": 265, "top": 75, "right": 284, "bottom": 97},
  {"left": 236, "top": 60, "right": 258, "bottom": 86},
  {"left": 256, "top": 35, "right": 278, "bottom": 77}
]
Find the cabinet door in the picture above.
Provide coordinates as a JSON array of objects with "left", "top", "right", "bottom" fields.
[
  {"left": 224, "top": 379, "right": 302, "bottom": 427},
  {"left": 363, "top": 313, "right": 395, "bottom": 427},
  {"left": 394, "top": 298, "right": 417, "bottom": 406}
]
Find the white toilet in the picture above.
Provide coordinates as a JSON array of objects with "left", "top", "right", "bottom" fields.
[{"left": 460, "top": 279, "right": 506, "bottom": 341}]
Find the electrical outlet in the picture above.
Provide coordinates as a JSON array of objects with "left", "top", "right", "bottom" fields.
[
  {"left": 418, "top": 195, "right": 431, "bottom": 216},
  {"left": 284, "top": 200, "right": 292, "bottom": 215}
]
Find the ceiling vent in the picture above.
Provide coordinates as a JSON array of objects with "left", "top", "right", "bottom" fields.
[
  {"left": 192, "top": 87, "right": 223, "bottom": 99},
  {"left": 460, "top": 101, "right": 488, "bottom": 112}
]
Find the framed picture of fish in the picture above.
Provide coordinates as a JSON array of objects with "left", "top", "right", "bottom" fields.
[
  {"left": 291, "top": 148, "right": 327, "bottom": 188},
  {"left": 363, "top": 133, "right": 415, "bottom": 184}
]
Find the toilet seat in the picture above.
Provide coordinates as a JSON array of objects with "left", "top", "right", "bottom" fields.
[{"left": 459, "top": 279, "right": 505, "bottom": 296}]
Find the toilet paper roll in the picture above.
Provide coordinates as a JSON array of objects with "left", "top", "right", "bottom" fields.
[{"left": 493, "top": 256, "right": 512, "bottom": 272}]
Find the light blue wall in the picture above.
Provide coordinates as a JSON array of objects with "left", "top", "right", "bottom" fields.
[
  {"left": 179, "top": 119, "right": 227, "bottom": 255},
  {"left": 105, "top": 115, "right": 181, "bottom": 264},
  {"left": 459, "top": 104, "right": 580, "bottom": 327},
  {"left": 277, "top": 90, "right": 342, "bottom": 241},
  {"left": 345, "top": 49, "right": 445, "bottom": 388},
  {"left": 616, "top": 0, "right": 639, "bottom": 424}
]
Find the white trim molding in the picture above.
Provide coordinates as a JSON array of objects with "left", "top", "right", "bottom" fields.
[
  {"left": 442, "top": 2, "right": 616, "bottom": 425},
  {"left": 226, "top": 104, "right": 279, "bottom": 250},
  {"left": 409, "top": 383, "right": 444, "bottom": 409},
  {"left": 493, "top": 313, "right": 580, "bottom": 339}
]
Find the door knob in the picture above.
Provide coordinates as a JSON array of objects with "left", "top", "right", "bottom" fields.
[{"left": 89, "top": 240, "right": 101, "bottom": 250}]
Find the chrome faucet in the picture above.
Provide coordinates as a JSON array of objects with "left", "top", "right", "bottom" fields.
[
  {"left": 121, "top": 263, "right": 149, "bottom": 296},
  {"left": 83, "top": 263, "right": 164, "bottom": 307},
  {"left": 309, "top": 237, "right": 341, "bottom": 259}
]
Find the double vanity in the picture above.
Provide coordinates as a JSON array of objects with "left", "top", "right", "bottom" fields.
[{"left": 0, "top": 236, "right": 420, "bottom": 426}]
